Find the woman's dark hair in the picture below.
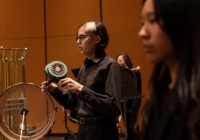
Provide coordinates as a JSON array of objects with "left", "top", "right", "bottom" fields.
[
  {"left": 116, "top": 52, "right": 134, "bottom": 69},
  {"left": 141, "top": 0, "right": 200, "bottom": 139},
  {"left": 76, "top": 21, "right": 109, "bottom": 51}
]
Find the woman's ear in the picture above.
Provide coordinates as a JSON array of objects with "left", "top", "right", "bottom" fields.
[{"left": 95, "top": 35, "right": 101, "bottom": 44}]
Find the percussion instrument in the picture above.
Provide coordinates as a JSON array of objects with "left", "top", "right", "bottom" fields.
[
  {"left": 44, "top": 61, "right": 67, "bottom": 85},
  {"left": 0, "top": 83, "right": 56, "bottom": 140}
]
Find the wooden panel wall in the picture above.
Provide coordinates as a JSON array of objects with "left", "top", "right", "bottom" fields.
[
  {"left": 0, "top": 0, "right": 46, "bottom": 85},
  {"left": 0, "top": 0, "right": 152, "bottom": 134}
]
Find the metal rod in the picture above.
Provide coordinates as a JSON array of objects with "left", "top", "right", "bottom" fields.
[
  {"left": 20, "top": 111, "right": 25, "bottom": 140},
  {"left": 3, "top": 108, "right": 24, "bottom": 111},
  {"left": 0, "top": 47, "right": 27, "bottom": 51},
  {"left": 123, "top": 101, "right": 128, "bottom": 139},
  {"left": 7, "top": 98, "right": 26, "bottom": 101},
  {"left": 0, "top": 49, "right": 2, "bottom": 93},
  {"left": 21, "top": 48, "right": 27, "bottom": 83},
  {"left": 4, "top": 103, "right": 24, "bottom": 106},
  {"left": 14, "top": 50, "right": 19, "bottom": 87}
]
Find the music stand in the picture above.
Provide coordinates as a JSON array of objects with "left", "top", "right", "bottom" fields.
[{"left": 120, "top": 67, "right": 143, "bottom": 139}]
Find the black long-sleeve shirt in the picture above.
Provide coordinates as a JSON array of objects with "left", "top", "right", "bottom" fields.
[
  {"left": 50, "top": 51, "right": 121, "bottom": 119},
  {"left": 141, "top": 86, "right": 190, "bottom": 140}
]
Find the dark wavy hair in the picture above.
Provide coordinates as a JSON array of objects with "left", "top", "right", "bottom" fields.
[
  {"left": 116, "top": 52, "right": 134, "bottom": 69},
  {"left": 141, "top": 0, "right": 200, "bottom": 139},
  {"left": 76, "top": 21, "right": 109, "bottom": 51}
]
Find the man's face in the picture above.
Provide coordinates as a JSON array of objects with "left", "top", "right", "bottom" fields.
[{"left": 76, "top": 22, "right": 99, "bottom": 59}]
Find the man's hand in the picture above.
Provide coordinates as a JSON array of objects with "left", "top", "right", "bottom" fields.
[
  {"left": 59, "top": 78, "right": 83, "bottom": 93},
  {"left": 41, "top": 81, "right": 58, "bottom": 94}
]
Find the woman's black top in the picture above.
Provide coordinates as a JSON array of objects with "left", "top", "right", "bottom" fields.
[{"left": 141, "top": 86, "right": 190, "bottom": 140}]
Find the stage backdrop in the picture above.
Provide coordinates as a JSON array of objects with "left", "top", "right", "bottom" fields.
[{"left": 0, "top": 0, "right": 152, "bottom": 134}]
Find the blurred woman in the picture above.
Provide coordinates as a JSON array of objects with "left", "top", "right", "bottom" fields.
[{"left": 139, "top": 0, "right": 200, "bottom": 140}]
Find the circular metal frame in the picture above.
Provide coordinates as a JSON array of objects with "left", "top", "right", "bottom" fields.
[{"left": 0, "top": 83, "right": 56, "bottom": 140}]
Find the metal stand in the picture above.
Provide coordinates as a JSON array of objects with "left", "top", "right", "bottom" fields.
[
  {"left": 121, "top": 95, "right": 144, "bottom": 139},
  {"left": 62, "top": 108, "right": 77, "bottom": 140}
]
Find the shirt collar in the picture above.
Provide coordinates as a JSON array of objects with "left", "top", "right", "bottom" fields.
[{"left": 84, "top": 50, "right": 106, "bottom": 65}]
